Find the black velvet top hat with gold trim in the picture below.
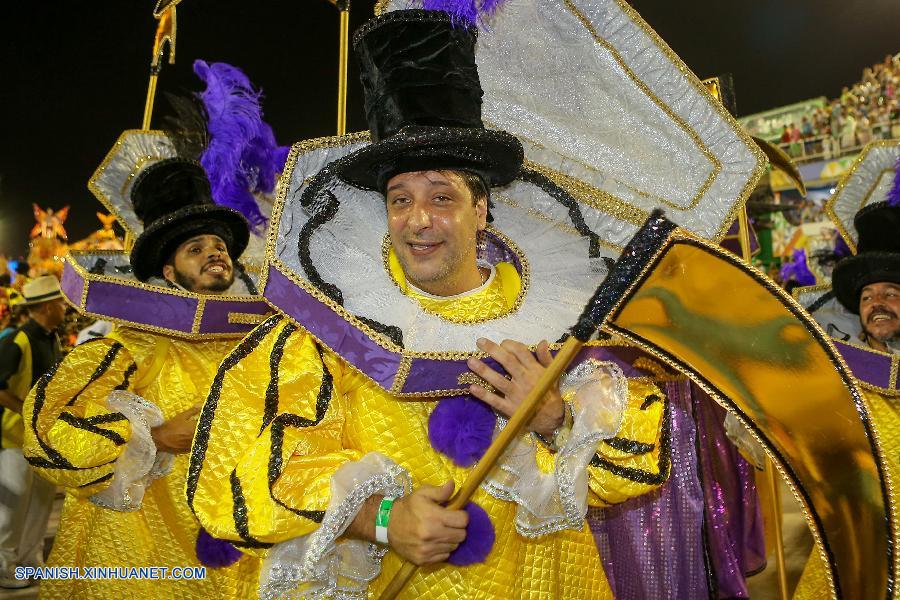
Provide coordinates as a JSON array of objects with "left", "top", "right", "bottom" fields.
[
  {"left": 129, "top": 158, "right": 250, "bottom": 282},
  {"left": 335, "top": 10, "right": 523, "bottom": 191},
  {"left": 832, "top": 200, "right": 900, "bottom": 314}
]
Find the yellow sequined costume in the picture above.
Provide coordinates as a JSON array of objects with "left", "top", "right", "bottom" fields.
[
  {"left": 21, "top": 327, "right": 260, "bottom": 599},
  {"left": 190, "top": 263, "right": 669, "bottom": 599},
  {"left": 793, "top": 386, "right": 899, "bottom": 599}
]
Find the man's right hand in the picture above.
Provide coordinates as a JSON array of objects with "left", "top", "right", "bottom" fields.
[
  {"left": 150, "top": 405, "right": 201, "bottom": 454},
  {"left": 387, "top": 481, "right": 469, "bottom": 566}
]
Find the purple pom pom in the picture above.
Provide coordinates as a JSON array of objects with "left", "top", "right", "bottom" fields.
[
  {"left": 887, "top": 155, "right": 900, "bottom": 207},
  {"left": 447, "top": 502, "right": 495, "bottom": 566},
  {"left": 428, "top": 395, "right": 496, "bottom": 467},
  {"left": 196, "top": 527, "right": 242, "bottom": 568},
  {"left": 422, "top": 0, "right": 509, "bottom": 27}
]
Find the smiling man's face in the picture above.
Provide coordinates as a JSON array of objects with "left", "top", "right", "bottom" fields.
[
  {"left": 385, "top": 170, "right": 488, "bottom": 297},
  {"left": 859, "top": 281, "right": 900, "bottom": 349},
  {"left": 162, "top": 234, "right": 234, "bottom": 294}
]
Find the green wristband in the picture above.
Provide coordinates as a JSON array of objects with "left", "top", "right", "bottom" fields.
[{"left": 375, "top": 496, "right": 395, "bottom": 544}]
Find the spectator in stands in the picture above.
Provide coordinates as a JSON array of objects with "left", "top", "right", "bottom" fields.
[
  {"left": 801, "top": 116, "right": 814, "bottom": 138},
  {"left": 841, "top": 110, "right": 858, "bottom": 150},
  {"left": 780, "top": 124, "right": 791, "bottom": 144}
]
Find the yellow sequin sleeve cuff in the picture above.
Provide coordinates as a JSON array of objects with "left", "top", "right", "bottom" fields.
[
  {"left": 22, "top": 338, "right": 138, "bottom": 496},
  {"left": 586, "top": 377, "right": 670, "bottom": 507},
  {"left": 189, "top": 316, "right": 360, "bottom": 551}
]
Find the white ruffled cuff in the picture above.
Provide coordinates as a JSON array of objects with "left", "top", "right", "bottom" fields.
[
  {"left": 483, "top": 359, "right": 628, "bottom": 537},
  {"left": 89, "top": 390, "right": 173, "bottom": 512},
  {"left": 259, "top": 452, "right": 411, "bottom": 600}
]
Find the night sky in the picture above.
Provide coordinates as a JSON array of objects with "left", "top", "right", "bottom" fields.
[{"left": 2, "top": 0, "right": 898, "bottom": 258}]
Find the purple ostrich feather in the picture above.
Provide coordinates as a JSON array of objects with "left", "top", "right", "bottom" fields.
[
  {"left": 422, "top": 0, "right": 509, "bottom": 27},
  {"left": 833, "top": 234, "right": 851, "bottom": 258},
  {"left": 779, "top": 249, "right": 817, "bottom": 286},
  {"left": 887, "top": 155, "right": 900, "bottom": 207},
  {"left": 194, "top": 59, "right": 290, "bottom": 232},
  {"left": 196, "top": 527, "right": 242, "bottom": 568},
  {"left": 447, "top": 502, "right": 495, "bottom": 566},
  {"left": 428, "top": 395, "right": 496, "bottom": 467}
]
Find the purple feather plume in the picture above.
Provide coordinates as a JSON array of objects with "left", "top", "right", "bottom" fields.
[
  {"left": 887, "top": 155, "right": 900, "bottom": 207},
  {"left": 428, "top": 395, "right": 496, "bottom": 467},
  {"left": 422, "top": 0, "right": 509, "bottom": 27},
  {"left": 447, "top": 502, "right": 495, "bottom": 566},
  {"left": 833, "top": 233, "right": 851, "bottom": 258},
  {"left": 779, "top": 249, "right": 817, "bottom": 286},
  {"left": 196, "top": 527, "right": 242, "bottom": 568},
  {"left": 193, "top": 59, "right": 290, "bottom": 232}
]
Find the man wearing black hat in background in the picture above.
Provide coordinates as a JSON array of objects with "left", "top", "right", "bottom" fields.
[
  {"left": 20, "top": 146, "right": 261, "bottom": 599},
  {"left": 0, "top": 276, "right": 65, "bottom": 589}
]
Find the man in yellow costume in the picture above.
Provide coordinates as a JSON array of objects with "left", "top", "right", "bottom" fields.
[
  {"left": 19, "top": 138, "right": 267, "bottom": 598},
  {"left": 793, "top": 142, "right": 900, "bottom": 597},
  {"left": 188, "top": 9, "right": 675, "bottom": 599}
]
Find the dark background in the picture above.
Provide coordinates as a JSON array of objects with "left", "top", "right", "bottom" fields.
[{"left": 2, "top": 0, "right": 898, "bottom": 258}]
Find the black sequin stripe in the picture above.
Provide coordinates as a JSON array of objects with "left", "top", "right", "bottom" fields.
[
  {"left": 24, "top": 455, "right": 117, "bottom": 471},
  {"left": 518, "top": 167, "right": 605, "bottom": 261},
  {"left": 58, "top": 412, "right": 127, "bottom": 446},
  {"left": 187, "top": 315, "right": 283, "bottom": 511},
  {"left": 298, "top": 188, "right": 344, "bottom": 306},
  {"left": 230, "top": 539, "right": 273, "bottom": 550},
  {"left": 114, "top": 362, "right": 138, "bottom": 391},
  {"left": 602, "top": 437, "right": 655, "bottom": 455},
  {"left": 230, "top": 470, "right": 267, "bottom": 547},
  {"left": 641, "top": 394, "right": 662, "bottom": 410},
  {"left": 78, "top": 472, "right": 113, "bottom": 488},
  {"left": 590, "top": 396, "right": 672, "bottom": 485},
  {"left": 29, "top": 361, "right": 73, "bottom": 469},
  {"left": 806, "top": 289, "right": 836, "bottom": 314},
  {"left": 266, "top": 342, "right": 333, "bottom": 523},
  {"left": 356, "top": 316, "right": 404, "bottom": 348},
  {"left": 82, "top": 413, "right": 128, "bottom": 426},
  {"left": 261, "top": 323, "right": 298, "bottom": 435},
  {"left": 65, "top": 343, "right": 125, "bottom": 407}
]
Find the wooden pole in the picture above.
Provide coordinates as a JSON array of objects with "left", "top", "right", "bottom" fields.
[{"left": 378, "top": 336, "right": 585, "bottom": 600}]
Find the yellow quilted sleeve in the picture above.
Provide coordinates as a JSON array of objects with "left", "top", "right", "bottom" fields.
[
  {"left": 21, "top": 338, "right": 137, "bottom": 496},
  {"left": 188, "top": 316, "right": 356, "bottom": 554},
  {"left": 585, "top": 377, "right": 670, "bottom": 506}
]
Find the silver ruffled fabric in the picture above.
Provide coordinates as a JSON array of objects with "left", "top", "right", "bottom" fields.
[
  {"left": 483, "top": 359, "right": 627, "bottom": 536},
  {"left": 259, "top": 452, "right": 411, "bottom": 600},
  {"left": 89, "top": 390, "right": 173, "bottom": 511}
]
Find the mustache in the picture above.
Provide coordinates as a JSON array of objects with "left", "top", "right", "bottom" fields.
[{"left": 868, "top": 306, "right": 898, "bottom": 322}]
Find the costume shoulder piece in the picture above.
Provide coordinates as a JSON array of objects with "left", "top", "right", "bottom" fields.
[
  {"left": 65, "top": 129, "right": 271, "bottom": 340},
  {"left": 261, "top": 0, "right": 764, "bottom": 395}
]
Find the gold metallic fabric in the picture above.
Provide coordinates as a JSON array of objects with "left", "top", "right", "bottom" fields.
[
  {"left": 191, "top": 277, "right": 669, "bottom": 598},
  {"left": 608, "top": 235, "right": 891, "bottom": 600},
  {"left": 21, "top": 328, "right": 260, "bottom": 599}
]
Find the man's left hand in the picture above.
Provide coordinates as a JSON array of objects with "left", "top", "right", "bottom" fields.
[{"left": 466, "top": 338, "right": 564, "bottom": 437}]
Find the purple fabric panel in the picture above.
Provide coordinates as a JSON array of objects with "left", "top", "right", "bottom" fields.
[
  {"left": 85, "top": 280, "right": 197, "bottom": 332},
  {"left": 264, "top": 266, "right": 400, "bottom": 390},
  {"left": 719, "top": 216, "right": 759, "bottom": 256},
  {"left": 60, "top": 262, "right": 85, "bottom": 307},
  {"left": 589, "top": 380, "right": 710, "bottom": 600},
  {"left": 480, "top": 230, "right": 522, "bottom": 272},
  {"left": 198, "top": 299, "right": 272, "bottom": 335},
  {"left": 692, "top": 383, "right": 766, "bottom": 598},
  {"left": 833, "top": 340, "right": 893, "bottom": 389}
]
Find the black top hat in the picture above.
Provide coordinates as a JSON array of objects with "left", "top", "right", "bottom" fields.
[
  {"left": 335, "top": 10, "right": 523, "bottom": 191},
  {"left": 832, "top": 201, "right": 900, "bottom": 313},
  {"left": 129, "top": 158, "right": 250, "bottom": 282}
]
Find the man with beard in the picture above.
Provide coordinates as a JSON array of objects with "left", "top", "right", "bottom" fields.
[
  {"left": 854, "top": 281, "right": 900, "bottom": 353},
  {"left": 20, "top": 150, "right": 262, "bottom": 599}
]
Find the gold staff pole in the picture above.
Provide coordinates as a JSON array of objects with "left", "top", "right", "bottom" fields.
[
  {"left": 125, "top": 0, "right": 180, "bottom": 252},
  {"left": 329, "top": 0, "right": 351, "bottom": 136},
  {"left": 737, "top": 207, "right": 789, "bottom": 600}
]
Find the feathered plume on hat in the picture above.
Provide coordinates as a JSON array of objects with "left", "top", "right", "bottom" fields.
[
  {"left": 887, "top": 155, "right": 900, "bottom": 207},
  {"left": 193, "top": 60, "right": 290, "bottom": 232},
  {"left": 422, "top": 0, "right": 509, "bottom": 26},
  {"left": 779, "top": 249, "right": 816, "bottom": 287}
]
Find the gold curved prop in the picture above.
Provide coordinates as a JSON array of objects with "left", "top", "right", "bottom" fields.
[
  {"left": 753, "top": 135, "right": 807, "bottom": 197},
  {"left": 605, "top": 232, "right": 891, "bottom": 599}
]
